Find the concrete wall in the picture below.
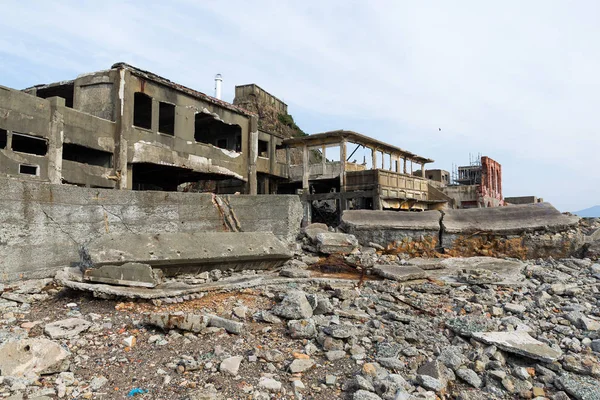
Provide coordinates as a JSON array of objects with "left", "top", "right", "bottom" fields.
[{"left": 0, "top": 178, "right": 302, "bottom": 282}]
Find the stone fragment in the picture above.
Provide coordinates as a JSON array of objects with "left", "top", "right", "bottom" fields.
[
  {"left": 417, "top": 374, "right": 445, "bottom": 392},
  {"left": 353, "top": 390, "right": 383, "bottom": 400},
  {"left": 44, "top": 318, "right": 91, "bottom": 339},
  {"left": 219, "top": 356, "right": 243, "bottom": 376},
  {"left": 258, "top": 377, "right": 282, "bottom": 392},
  {"left": 0, "top": 338, "right": 70, "bottom": 376},
  {"left": 272, "top": 291, "right": 313, "bottom": 320},
  {"left": 326, "top": 351, "right": 346, "bottom": 361},
  {"left": 556, "top": 373, "right": 600, "bottom": 400},
  {"left": 288, "top": 319, "right": 317, "bottom": 339},
  {"left": 504, "top": 303, "right": 526, "bottom": 314},
  {"left": 373, "top": 265, "right": 427, "bottom": 282},
  {"left": 207, "top": 315, "right": 244, "bottom": 334},
  {"left": 288, "top": 359, "right": 315, "bottom": 373},
  {"left": 455, "top": 368, "right": 482, "bottom": 388},
  {"left": 146, "top": 313, "right": 209, "bottom": 333},
  {"left": 89, "top": 376, "right": 108, "bottom": 391},
  {"left": 471, "top": 331, "right": 562, "bottom": 363},
  {"left": 84, "top": 262, "right": 164, "bottom": 288},
  {"left": 280, "top": 268, "right": 311, "bottom": 278},
  {"left": 315, "top": 232, "right": 359, "bottom": 255}
]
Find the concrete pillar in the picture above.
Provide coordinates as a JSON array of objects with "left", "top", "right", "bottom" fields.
[
  {"left": 269, "top": 137, "right": 277, "bottom": 174},
  {"left": 388, "top": 154, "right": 392, "bottom": 171},
  {"left": 371, "top": 148, "right": 377, "bottom": 170},
  {"left": 302, "top": 144, "right": 309, "bottom": 191},
  {"left": 47, "top": 97, "right": 65, "bottom": 184},
  {"left": 248, "top": 116, "right": 258, "bottom": 195},
  {"left": 151, "top": 99, "right": 159, "bottom": 133},
  {"left": 321, "top": 145, "right": 326, "bottom": 172},
  {"left": 421, "top": 163, "right": 426, "bottom": 178},
  {"left": 114, "top": 68, "right": 130, "bottom": 190},
  {"left": 286, "top": 147, "right": 291, "bottom": 177},
  {"left": 340, "top": 139, "right": 347, "bottom": 192},
  {"left": 403, "top": 158, "right": 407, "bottom": 174}
]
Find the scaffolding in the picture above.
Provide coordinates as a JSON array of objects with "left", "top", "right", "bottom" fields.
[{"left": 451, "top": 152, "right": 482, "bottom": 185}]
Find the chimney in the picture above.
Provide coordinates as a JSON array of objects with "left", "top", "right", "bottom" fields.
[{"left": 214, "top": 74, "right": 223, "bottom": 100}]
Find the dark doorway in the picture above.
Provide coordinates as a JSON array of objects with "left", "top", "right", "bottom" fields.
[
  {"left": 158, "top": 102, "right": 175, "bottom": 135},
  {"left": 133, "top": 92, "right": 152, "bottom": 129}
]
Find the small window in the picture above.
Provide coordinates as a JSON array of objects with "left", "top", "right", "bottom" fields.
[
  {"left": 0, "top": 128, "right": 7, "bottom": 149},
  {"left": 428, "top": 175, "right": 433, "bottom": 180},
  {"left": 133, "top": 92, "right": 152, "bottom": 130},
  {"left": 158, "top": 102, "right": 175, "bottom": 135},
  {"left": 62, "top": 143, "right": 113, "bottom": 167},
  {"left": 12, "top": 133, "right": 48, "bottom": 156},
  {"left": 258, "top": 140, "right": 269, "bottom": 158},
  {"left": 19, "top": 164, "right": 38, "bottom": 175}
]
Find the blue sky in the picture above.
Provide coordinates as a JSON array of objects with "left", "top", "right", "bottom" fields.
[{"left": 1, "top": 1, "right": 598, "bottom": 211}]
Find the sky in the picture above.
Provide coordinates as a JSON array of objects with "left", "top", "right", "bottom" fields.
[{"left": 1, "top": 1, "right": 598, "bottom": 212}]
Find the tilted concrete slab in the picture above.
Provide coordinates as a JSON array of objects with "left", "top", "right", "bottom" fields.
[
  {"left": 442, "top": 203, "right": 579, "bottom": 235},
  {"left": 471, "top": 331, "right": 562, "bottom": 363},
  {"left": 340, "top": 210, "right": 441, "bottom": 246},
  {"left": 373, "top": 265, "right": 428, "bottom": 282},
  {"left": 84, "top": 263, "right": 164, "bottom": 288},
  {"left": 425, "top": 257, "right": 526, "bottom": 286},
  {"left": 86, "top": 232, "right": 292, "bottom": 275}
]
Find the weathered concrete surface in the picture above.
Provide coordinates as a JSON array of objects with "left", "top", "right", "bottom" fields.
[
  {"left": 0, "top": 338, "right": 70, "bottom": 376},
  {"left": 44, "top": 318, "right": 92, "bottom": 339},
  {"left": 0, "top": 177, "right": 302, "bottom": 282},
  {"left": 471, "top": 331, "right": 562, "bottom": 363},
  {"left": 442, "top": 203, "right": 579, "bottom": 236},
  {"left": 315, "top": 232, "right": 359, "bottom": 255},
  {"left": 84, "top": 263, "right": 164, "bottom": 288},
  {"left": 340, "top": 210, "right": 441, "bottom": 246},
  {"left": 426, "top": 257, "right": 526, "bottom": 286},
  {"left": 86, "top": 232, "right": 291, "bottom": 274},
  {"left": 146, "top": 312, "right": 243, "bottom": 334},
  {"left": 373, "top": 265, "right": 428, "bottom": 282}
]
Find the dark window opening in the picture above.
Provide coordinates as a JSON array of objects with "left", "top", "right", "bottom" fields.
[
  {"left": 194, "top": 113, "right": 242, "bottom": 152},
  {"left": 36, "top": 83, "right": 74, "bottom": 108},
  {"left": 158, "top": 102, "right": 175, "bottom": 135},
  {"left": 258, "top": 140, "right": 269, "bottom": 158},
  {"left": 428, "top": 175, "right": 433, "bottom": 180},
  {"left": 19, "top": 164, "right": 38, "bottom": 175},
  {"left": 132, "top": 163, "right": 241, "bottom": 192},
  {"left": 133, "top": 92, "right": 152, "bottom": 130},
  {"left": 12, "top": 133, "right": 48, "bottom": 156},
  {"left": 62, "top": 143, "right": 113, "bottom": 168},
  {"left": 0, "top": 128, "right": 7, "bottom": 149}
]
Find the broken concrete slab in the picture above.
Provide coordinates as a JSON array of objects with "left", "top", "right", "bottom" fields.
[
  {"left": 340, "top": 210, "right": 441, "bottom": 246},
  {"left": 443, "top": 203, "right": 579, "bottom": 236},
  {"left": 84, "top": 263, "right": 164, "bottom": 288},
  {"left": 556, "top": 373, "right": 600, "bottom": 400},
  {"left": 426, "top": 257, "right": 526, "bottom": 286},
  {"left": 0, "top": 338, "right": 70, "bottom": 376},
  {"left": 86, "top": 232, "right": 292, "bottom": 274},
  {"left": 471, "top": 331, "right": 562, "bottom": 363},
  {"left": 303, "top": 223, "right": 329, "bottom": 242},
  {"left": 44, "top": 318, "right": 91, "bottom": 339},
  {"left": 315, "top": 232, "right": 359, "bottom": 255},
  {"left": 145, "top": 312, "right": 243, "bottom": 334},
  {"left": 373, "top": 265, "right": 428, "bottom": 282}
]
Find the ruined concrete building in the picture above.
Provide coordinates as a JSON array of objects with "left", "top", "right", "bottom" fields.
[
  {"left": 437, "top": 155, "right": 504, "bottom": 208},
  {"left": 1, "top": 63, "right": 287, "bottom": 194},
  {"left": 1, "top": 63, "right": 446, "bottom": 222}
]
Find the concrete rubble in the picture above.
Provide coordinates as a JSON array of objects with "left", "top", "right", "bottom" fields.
[{"left": 0, "top": 213, "right": 598, "bottom": 399}]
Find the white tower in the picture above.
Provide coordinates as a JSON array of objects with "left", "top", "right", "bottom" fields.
[{"left": 214, "top": 74, "right": 223, "bottom": 99}]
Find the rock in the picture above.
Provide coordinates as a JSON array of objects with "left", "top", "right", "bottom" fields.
[
  {"left": 417, "top": 374, "right": 445, "bottom": 392},
  {"left": 89, "top": 376, "right": 108, "bottom": 391},
  {"left": 353, "top": 390, "right": 383, "bottom": 400},
  {"left": 84, "top": 262, "right": 164, "bottom": 288},
  {"left": 122, "top": 336, "right": 136, "bottom": 348},
  {"left": 373, "top": 265, "right": 428, "bottom": 282},
  {"left": 232, "top": 306, "right": 247, "bottom": 319},
  {"left": 289, "top": 359, "right": 315, "bottom": 373},
  {"left": 504, "top": 303, "right": 526, "bottom": 314},
  {"left": 437, "top": 347, "right": 465, "bottom": 371},
  {"left": 262, "top": 349, "right": 285, "bottom": 363},
  {"left": 288, "top": 319, "right": 317, "bottom": 339},
  {"left": 219, "top": 356, "right": 243, "bottom": 376},
  {"left": 471, "top": 331, "right": 562, "bottom": 362},
  {"left": 146, "top": 312, "right": 209, "bottom": 333},
  {"left": 445, "top": 316, "right": 496, "bottom": 337},
  {"left": 314, "top": 297, "right": 334, "bottom": 315},
  {"left": 455, "top": 368, "right": 482, "bottom": 388},
  {"left": 326, "top": 350, "right": 346, "bottom": 361},
  {"left": 556, "top": 373, "right": 600, "bottom": 400},
  {"left": 325, "top": 374, "right": 337, "bottom": 385},
  {"left": 0, "top": 338, "right": 70, "bottom": 376},
  {"left": 315, "top": 232, "right": 359, "bottom": 255},
  {"left": 323, "top": 324, "right": 357, "bottom": 339},
  {"left": 44, "top": 318, "right": 91, "bottom": 339},
  {"left": 280, "top": 268, "right": 311, "bottom": 278},
  {"left": 188, "top": 386, "right": 220, "bottom": 400},
  {"left": 304, "top": 223, "right": 329, "bottom": 242},
  {"left": 272, "top": 290, "right": 313, "bottom": 320},
  {"left": 258, "top": 377, "right": 282, "bottom": 392},
  {"left": 591, "top": 340, "right": 600, "bottom": 352},
  {"left": 207, "top": 315, "right": 244, "bottom": 334}
]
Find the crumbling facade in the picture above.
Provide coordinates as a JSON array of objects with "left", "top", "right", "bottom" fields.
[
  {"left": 442, "top": 155, "right": 504, "bottom": 208},
  {"left": 0, "top": 63, "right": 287, "bottom": 194}
]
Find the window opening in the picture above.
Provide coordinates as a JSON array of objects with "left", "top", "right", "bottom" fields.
[
  {"left": 19, "top": 164, "right": 38, "bottom": 175},
  {"left": 62, "top": 143, "right": 113, "bottom": 167},
  {"left": 0, "top": 128, "right": 7, "bottom": 149},
  {"left": 12, "top": 133, "right": 48, "bottom": 156},
  {"left": 133, "top": 92, "right": 152, "bottom": 129},
  {"left": 258, "top": 140, "right": 269, "bottom": 158},
  {"left": 158, "top": 102, "right": 175, "bottom": 135}
]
